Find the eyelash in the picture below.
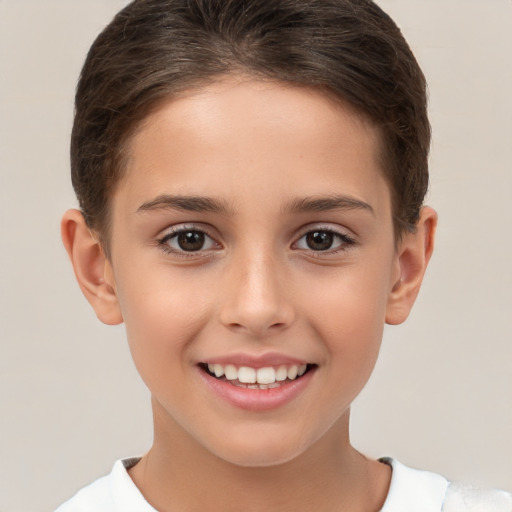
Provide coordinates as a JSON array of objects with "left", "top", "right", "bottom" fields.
[
  {"left": 156, "top": 225, "right": 356, "bottom": 258},
  {"left": 294, "top": 227, "right": 356, "bottom": 256},
  {"left": 156, "top": 225, "right": 219, "bottom": 258}
]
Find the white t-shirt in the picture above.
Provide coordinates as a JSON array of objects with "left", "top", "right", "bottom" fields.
[{"left": 55, "top": 457, "right": 512, "bottom": 512}]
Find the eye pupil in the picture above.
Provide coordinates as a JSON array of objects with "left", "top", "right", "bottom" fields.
[
  {"left": 306, "top": 231, "right": 333, "bottom": 251},
  {"left": 177, "top": 231, "right": 205, "bottom": 251}
]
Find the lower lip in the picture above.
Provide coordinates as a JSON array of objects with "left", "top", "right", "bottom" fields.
[{"left": 198, "top": 367, "right": 316, "bottom": 412}]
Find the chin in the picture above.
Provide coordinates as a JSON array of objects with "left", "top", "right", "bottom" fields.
[
  {"left": 205, "top": 429, "right": 312, "bottom": 468},
  {"left": 217, "top": 447, "right": 301, "bottom": 468}
]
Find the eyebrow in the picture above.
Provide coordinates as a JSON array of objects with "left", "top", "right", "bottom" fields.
[
  {"left": 136, "top": 194, "right": 234, "bottom": 215},
  {"left": 283, "top": 195, "right": 375, "bottom": 215},
  {"left": 136, "top": 193, "right": 374, "bottom": 217}
]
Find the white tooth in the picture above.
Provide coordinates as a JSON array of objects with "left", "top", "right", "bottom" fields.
[
  {"left": 275, "top": 366, "right": 288, "bottom": 381},
  {"left": 224, "top": 364, "right": 238, "bottom": 380},
  {"left": 268, "top": 382, "right": 281, "bottom": 389},
  {"left": 247, "top": 384, "right": 259, "bottom": 389},
  {"left": 213, "top": 364, "right": 224, "bottom": 378},
  {"left": 256, "top": 367, "right": 276, "bottom": 384},
  {"left": 298, "top": 364, "right": 307, "bottom": 376},
  {"left": 208, "top": 364, "right": 215, "bottom": 374},
  {"left": 287, "top": 365, "right": 298, "bottom": 380},
  {"left": 238, "top": 366, "right": 256, "bottom": 384}
]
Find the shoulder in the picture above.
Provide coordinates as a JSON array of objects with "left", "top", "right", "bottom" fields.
[
  {"left": 379, "top": 458, "right": 449, "bottom": 512},
  {"left": 379, "top": 458, "right": 512, "bottom": 512},
  {"left": 54, "top": 471, "right": 114, "bottom": 512},
  {"left": 443, "top": 483, "right": 512, "bottom": 512},
  {"left": 55, "top": 458, "right": 155, "bottom": 512}
]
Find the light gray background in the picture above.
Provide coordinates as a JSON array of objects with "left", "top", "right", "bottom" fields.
[{"left": 0, "top": 1, "right": 511, "bottom": 511}]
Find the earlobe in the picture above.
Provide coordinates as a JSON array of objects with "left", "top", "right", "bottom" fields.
[
  {"left": 61, "top": 209, "right": 123, "bottom": 326},
  {"left": 385, "top": 207, "right": 437, "bottom": 325}
]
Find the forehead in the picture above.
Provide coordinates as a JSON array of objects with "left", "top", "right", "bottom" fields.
[{"left": 116, "top": 77, "right": 390, "bottom": 218}]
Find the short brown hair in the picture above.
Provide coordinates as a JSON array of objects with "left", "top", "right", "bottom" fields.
[{"left": 71, "top": 0, "right": 430, "bottom": 249}]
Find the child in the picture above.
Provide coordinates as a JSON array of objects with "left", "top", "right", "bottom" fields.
[{"left": 57, "top": 0, "right": 512, "bottom": 510}]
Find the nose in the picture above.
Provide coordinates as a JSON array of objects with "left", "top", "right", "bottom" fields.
[{"left": 219, "top": 249, "right": 295, "bottom": 336}]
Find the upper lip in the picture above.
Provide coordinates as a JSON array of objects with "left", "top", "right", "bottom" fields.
[{"left": 201, "top": 352, "right": 310, "bottom": 368}]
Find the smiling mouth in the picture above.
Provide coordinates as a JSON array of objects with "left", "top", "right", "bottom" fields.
[{"left": 199, "top": 363, "right": 316, "bottom": 389}]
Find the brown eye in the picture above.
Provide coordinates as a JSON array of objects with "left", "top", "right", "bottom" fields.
[
  {"left": 294, "top": 228, "right": 355, "bottom": 253},
  {"left": 176, "top": 231, "right": 205, "bottom": 251},
  {"left": 305, "top": 231, "right": 335, "bottom": 251},
  {"left": 159, "top": 228, "right": 217, "bottom": 254}
]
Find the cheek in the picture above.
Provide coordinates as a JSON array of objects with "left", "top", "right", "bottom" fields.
[
  {"left": 114, "top": 266, "right": 213, "bottom": 375},
  {"left": 301, "top": 263, "right": 391, "bottom": 359},
  {"left": 304, "top": 277, "right": 387, "bottom": 411}
]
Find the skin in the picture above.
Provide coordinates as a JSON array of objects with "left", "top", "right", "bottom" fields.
[{"left": 62, "top": 76, "right": 436, "bottom": 511}]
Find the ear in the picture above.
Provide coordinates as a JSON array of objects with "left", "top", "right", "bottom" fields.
[
  {"left": 385, "top": 206, "right": 437, "bottom": 325},
  {"left": 61, "top": 209, "right": 123, "bottom": 325}
]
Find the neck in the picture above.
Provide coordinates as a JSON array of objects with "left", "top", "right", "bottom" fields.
[{"left": 129, "top": 401, "right": 390, "bottom": 512}]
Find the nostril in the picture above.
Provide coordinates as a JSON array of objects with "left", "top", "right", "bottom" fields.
[{"left": 224, "top": 320, "right": 288, "bottom": 335}]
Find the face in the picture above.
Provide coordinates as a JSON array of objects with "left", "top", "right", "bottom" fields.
[{"left": 105, "top": 77, "right": 402, "bottom": 467}]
